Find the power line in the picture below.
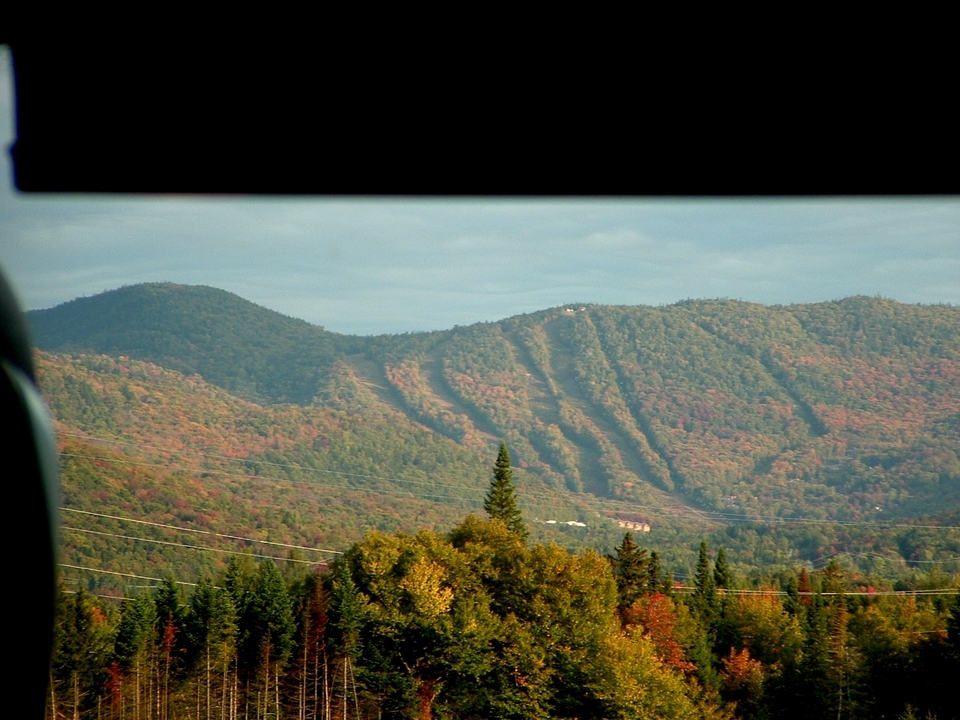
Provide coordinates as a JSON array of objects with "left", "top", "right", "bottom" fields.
[
  {"left": 61, "top": 589, "right": 133, "bottom": 601},
  {"left": 61, "top": 447, "right": 960, "bottom": 534},
  {"left": 59, "top": 452, "right": 483, "bottom": 505},
  {"left": 58, "top": 430, "right": 490, "bottom": 492},
  {"left": 58, "top": 431, "right": 960, "bottom": 534},
  {"left": 694, "top": 507, "right": 960, "bottom": 531},
  {"left": 60, "top": 563, "right": 201, "bottom": 586},
  {"left": 62, "top": 526, "right": 328, "bottom": 565},
  {"left": 53, "top": 432, "right": 757, "bottom": 524},
  {"left": 62, "top": 507, "right": 343, "bottom": 554},
  {"left": 61, "top": 554, "right": 959, "bottom": 600},
  {"left": 671, "top": 586, "right": 959, "bottom": 596},
  {"left": 59, "top": 431, "right": 691, "bottom": 514},
  {"left": 808, "top": 550, "right": 960, "bottom": 567}
]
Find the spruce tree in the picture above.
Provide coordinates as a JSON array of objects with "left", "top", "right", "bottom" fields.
[
  {"left": 484, "top": 442, "right": 527, "bottom": 541},
  {"left": 328, "top": 563, "right": 363, "bottom": 661},
  {"left": 798, "top": 589, "right": 831, "bottom": 719},
  {"left": 241, "top": 561, "right": 295, "bottom": 672},
  {"left": 184, "top": 576, "right": 235, "bottom": 674},
  {"left": 784, "top": 574, "right": 802, "bottom": 617},
  {"left": 692, "top": 540, "right": 718, "bottom": 624},
  {"left": 713, "top": 546, "right": 731, "bottom": 590},
  {"left": 647, "top": 550, "right": 664, "bottom": 593},
  {"left": 946, "top": 590, "right": 960, "bottom": 663},
  {"left": 611, "top": 532, "right": 650, "bottom": 610},
  {"left": 113, "top": 593, "right": 156, "bottom": 672}
]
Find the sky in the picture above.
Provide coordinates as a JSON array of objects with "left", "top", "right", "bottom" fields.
[{"left": 1, "top": 48, "right": 958, "bottom": 337}]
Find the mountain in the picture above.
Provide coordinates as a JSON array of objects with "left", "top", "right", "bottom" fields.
[
  {"left": 28, "top": 283, "right": 360, "bottom": 404},
  {"left": 29, "top": 284, "right": 960, "bottom": 587}
]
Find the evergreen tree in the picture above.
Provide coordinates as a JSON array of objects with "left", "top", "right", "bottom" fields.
[
  {"left": 784, "top": 574, "right": 802, "bottom": 617},
  {"left": 241, "top": 561, "right": 295, "bottom": 672},
  {"left": 660, "top": 566, "right": 675, "bottom": 597},
  {"left": 946, "top": 589, "right": 960, "bottom": 664},
  {"left": 798, "top": 590, "right": 831, "bottom": 720},
  {"left": 286, "top": 573, "right": 330, "bottom": 720},
  {"left": 224, "top": 555, "right": 259, "bottom": 618},
  {"left": 153, "top": 576, "right": 185, "bottom": 717},
  {"left": 827, "top": 591, "right": 852, "bottom": 719},
  {"left": 52, "top": 586, "right": 111, "bottom": 720},
  {"left": 327, "top": 563, "right": 366, "bottom": 720},
  {"left": 184, "top": 576, "right": 235, "bottom": 673},
  {"left": 611, "top": 532, "right": 650, "bottom": 610},
  {"left": 713, "top": 546, "right": 731, "bottom": 590},
  {"left": 111, "top": 593, "right": 157, "bottom": 720},
  {"left": 328, "top": 563, "right": 364, "bottom": 663},
  {"left": 154, "top": 575, "right": 185, "bottom": 662},
  {"left": 484, "top": 442, "right": 527, "bottom": 541},
  {"left": 797, "top": 566, "right": 813, "bottom": 608},
  {"left": 692, "top": 540, "right": 718, "bottom": 624},
  {"left": 237, "top": 561, "right": 295, "bottom": 720},
  {"left": 154, "top": 574, "right": 183, "bottom": 620},
  {"left": 113, "top": 593, "right": 156, "bottom": 672},
  {"left": 648, "top": 550, "right": 665, "bottom": 594}
]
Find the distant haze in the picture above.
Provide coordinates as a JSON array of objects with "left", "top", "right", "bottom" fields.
[{"left": 1, "top": 47, "right": 958, "bottom": 336}]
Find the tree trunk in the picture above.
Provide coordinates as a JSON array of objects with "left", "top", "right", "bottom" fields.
[
  {"left": 323, "top": 651, "right": 329, "bottom": 720},
  {"left": 415, "top": 678, "right": 437, "bottom": 720},
  {"left": 206, "top": 642, "right": 211, "bottom": 720}
]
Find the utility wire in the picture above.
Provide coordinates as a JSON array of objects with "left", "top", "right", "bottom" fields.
[
  {"left": 671, "top": 586, "right": 959, "bottom": 596},
  {"left": 808, "top": 550, "right": 960, "bottom": 567},
  {"left": 59, "top": 452, "right": 482, "bottom": 504},
  {"left": 693, "top": 507, "right": 960, "bottom": 531},
  {"left": 58, "top": 430, "right": 489, "bottom": 492},
  {"left": 60, "top": 447, "right": 960, "bottom": 534},
  {"left": 60, "top": 563, "right": 200, "bottom": 586},
  {"left": 62, "top": 526, "right": 328, "bottom": 565},
  {"left": 62, "top": 507, "right": 343, "bottom": 554},
  {"left": 58, "top": 431, "right": 703, "bottom": 515},
  {"left": 61, "top": 563, "right": 957, "bottom": 600},
  {"left": 61, "top": 589, "right": 133, "bottom": 601}
]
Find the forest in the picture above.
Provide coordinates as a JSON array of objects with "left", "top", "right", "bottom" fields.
[{"left": 50, "top": 488, "right": 960, "bottom": 719}]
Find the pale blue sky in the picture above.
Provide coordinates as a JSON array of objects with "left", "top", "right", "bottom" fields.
[{"left": 1, "top": 47, "right": 958, "bottom": 336}]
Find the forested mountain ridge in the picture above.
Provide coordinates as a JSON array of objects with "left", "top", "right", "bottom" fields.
[
  {"left": 29, "top": 284, "right": 960, "bottom": 584},
  {"left": 29, "top": 282, "right": 361, "bottom": 403},
  {"left": 31, "top": 284, "right": 960, "bottom": 517}
]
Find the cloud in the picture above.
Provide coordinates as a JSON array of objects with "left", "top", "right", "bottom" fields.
[{"left": 1, "top": 49, "right": 957, "bottom": 335}]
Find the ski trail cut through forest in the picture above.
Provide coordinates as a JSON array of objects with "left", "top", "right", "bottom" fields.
[
  {"left": 341, "top": 355, "right": 411, "bottom": 410},
  {"left": 542, "top": 316, "right": 673, "bottom": 499},
  {"left": 691, "top": 320, "right": 829, "bottom": 440},
  {"left": 420, "top": 349, "right": 502, "bottom": 441},
  {"left": 503, "top": 329, "right": 565, "bottom": 430}
]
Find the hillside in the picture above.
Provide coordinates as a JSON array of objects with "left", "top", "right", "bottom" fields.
[
  {"left": 29, "top": 284, "right": 960, "bottom": 588},
  {"left": 39, "top": 351, "right": 646, "bottom": 590}
]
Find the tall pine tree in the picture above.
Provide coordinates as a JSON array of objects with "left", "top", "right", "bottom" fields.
[
  {"left": 691, "top": 540, "right": 718, "bottom": 627},
  {"left": 611, "top": 532, "right": 650, "bottom": 610},
  {"left": 484, "top": 442, "right": 527, "bottom": 541},
  {"left": 713, "top": 546, "right": 731, "bottom": 590}
]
